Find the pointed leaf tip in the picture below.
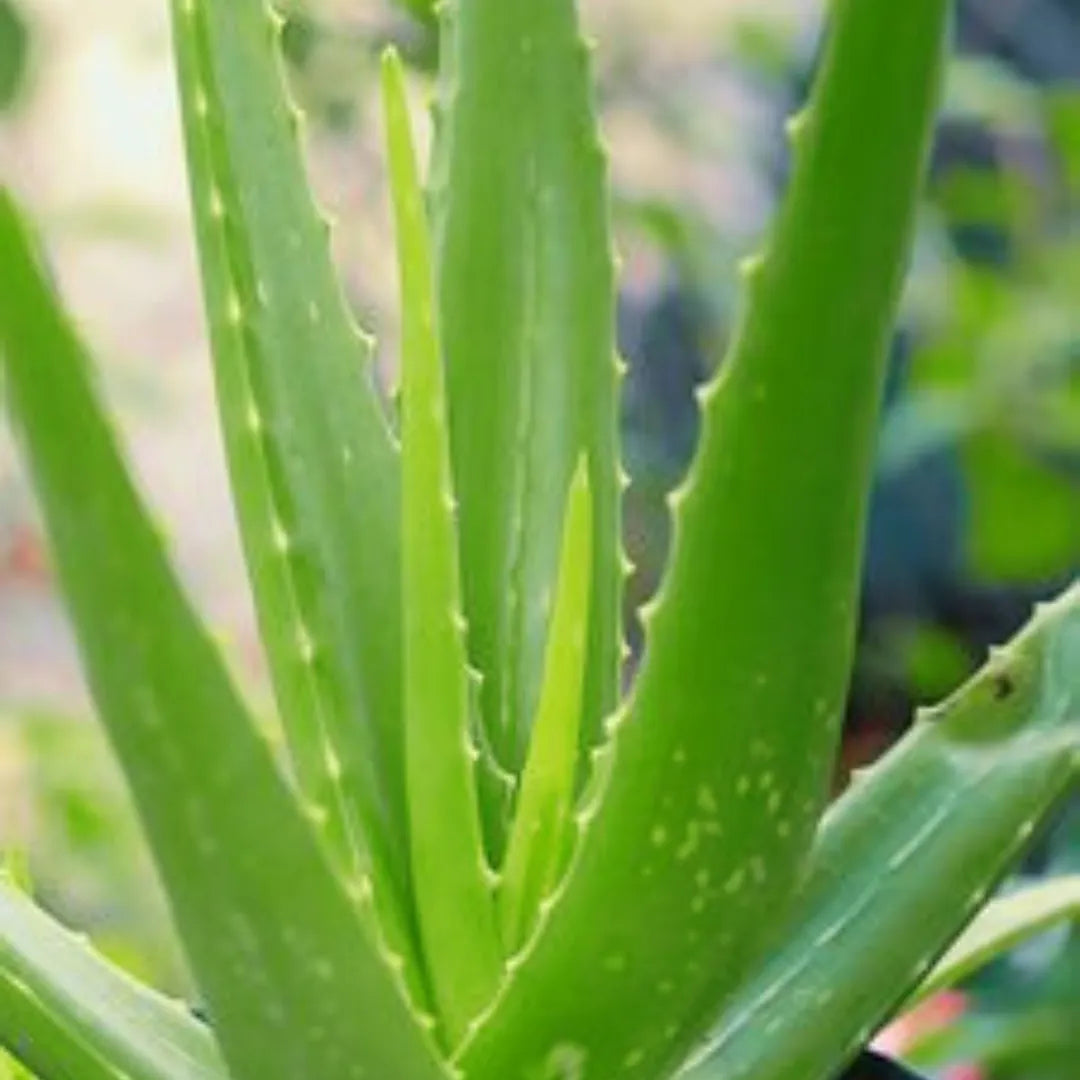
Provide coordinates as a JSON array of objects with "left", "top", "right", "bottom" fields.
[
  {"left": 500, "top": 458, "right": 594, "bottom": 953},
  {"left": 385, "top": 50, "right": 504, "bottom": 1047}
]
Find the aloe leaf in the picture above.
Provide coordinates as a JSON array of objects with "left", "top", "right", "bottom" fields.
[
  {"left": 499, "top": 459, "right": 593, "bottom": 953},
  {"left": 167, "top": 0, "right": 413, "bottom": 946},
  {"left": 456, "top": 3, "right": 948, "bottom": 1078},
  {"left": 910, "top": 874, "right": 1080, "bottom": 1005},
  {"left": 1, "top": 851, "right": 29, "bottom": 897},
  {"left": 471, "top": 707, "right": 519, "bottom": 870},
  {"left": 0, "top": 860, "right": 40, "bottom": 1080},
  {"left": 0, "top": 193, "right": 448, "bottom": 1080},
  {"left": 681, "top": 585, "right": 1080, "bottom": 1080},
  {"left": 383, "top": 49, "right": 502, "bottom": 1048},
  {"left": 0, "top": 875, "right": 227, "bottom": 1080},
  {"left": 430, "top": 0, "right": 621, "bottom": 784}
]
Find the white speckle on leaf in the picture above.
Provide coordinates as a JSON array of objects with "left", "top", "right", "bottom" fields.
[
  {"left": 245, "top": 401, "right": 263, "bottom": 435},
  {"left": 270, "top": 518, "right": 290, "bottom": 554},
  {"left": 675, "top": 822, "right": 700, "bottom": 860},
  {"left": 696, "top": 784, "right": 718, "bottom": 813},
  {"left": 323, "top": 744, "right": 342, "bottom": 782},
  {"left": 724, "top": 868, "right": 745, "bottom": 894},
  {"left": 603, "top": 953, "right": 627, "bottom": 972},
  {"left": 542, "top": 1044, "right": 587, "bottom": 1080},
  {"left": 296, "top": 623, "right": 316, "bottom": 663}
]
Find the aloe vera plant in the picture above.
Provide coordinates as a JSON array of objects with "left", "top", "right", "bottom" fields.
[{"left": 0, "top": 0, "right": 1077, "bottom": 1078}]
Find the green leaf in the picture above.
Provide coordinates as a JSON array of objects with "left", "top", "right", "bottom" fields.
[
  {"left": 0, "top": 0, "right": 29, "bottom": 111},
  {"left": 471, "top": 708, "right": 519, "bottom": 871},
  {"left": 383, "top": 48, "right": 502, "bottom": 1048},
  {"left": 499, "top": 459, "right": 593, "bottom": 954},
  {"left": 0, "top": 862, "right": 37, "bottom": 1080},
  {"left": 168, "top": 0, "right": 416, "bottom": 960},
  {"left": 912, "top": 874, "right": 1080, "bottom": 1004},
  {"left": 430, "top": 0, "right": 622, "bottom": 792},
  {"left": 682, "top": 584, "right": 1080, "bottom": 1080},
  {"left": 1, "top": 852, "right": 30, "bottom": 899},
  {"left": 0, "top": 193, "right": 448, "bottom": 1080},
  {"left": 455, "top": 3, "right": 948, "bottom": 1078},
  {"left": 0, "top": 875, "right": 228, "bottom": 1080}
]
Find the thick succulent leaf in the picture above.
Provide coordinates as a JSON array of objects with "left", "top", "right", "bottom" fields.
[
  {"left": 0, "top": 1054, "right": 32, "bottom": 1080},
  {"left": 383, "top": 50, "right": 502, "bottom": 1048},
  {"left": 0, "top": 194, "right": 449, "bottom": 1080},
  {"left": 681, "top": 584, "right": 1080, "bottom": 1080},
  {"left": 455, "top": 3, "right": 948, "bottom": 1078},
  {"left": 911, "top": 874, "right": 1080, "bottom": 1004},
  {"left": 430, "top": 0, "right": 621, "bottom": 788},
  {"left": 471, "top": 710, "right": 519, "bottom": 871},
  {"left": 168, "top": 0, "right": 413, "bottom": 946},
  {"left": 499, "top": 460, "right": 593, "bottom": 953},
  {"left": 0, "top": 875, "right": 228, "bottom": 1080}
]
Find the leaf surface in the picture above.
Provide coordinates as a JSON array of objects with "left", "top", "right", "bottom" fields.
[
  {"left": 168, "top": 0, "right": 415, "bottom": 961},
  {"left": 682, "top": 585, "right": 1080, "bottom": 1080},
  {"left": 457, "top": 2, "right": 949, "bottom": 1077},
  {"left": 430, "top": 0, "right": 621, "bottom": 800},
  {"left": 912, "top": 874, "right": 1080, "bottom": 1004},
  {"left": 384, "top": 49, "right": 503, "bottom": 1048},
  {"left": 0, "top": 876, "right": 227, "bottom": 1080},
  {"left": 499, "top": 460, "right": 593, "bottom": 953},
  {"left": 0, "top": 193, "right": 448, "bottom": 1080}
]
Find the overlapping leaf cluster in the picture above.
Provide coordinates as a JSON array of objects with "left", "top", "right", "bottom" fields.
[{"left": 0, "top": 1, "right": 1077, "bottom": 1079}]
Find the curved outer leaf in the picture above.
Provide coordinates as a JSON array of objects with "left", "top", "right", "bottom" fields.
[
  {"left": 682, "top": 585, "right": 1080, "bottom": 1080},
  {"left": 168, "top": 0, "right": 416, "bottom": 959},
  {"left": 430, "top": 0, "right": 621, "bottom": 793},
  {"left": 0, "top": 877, "right": 227, "bottom": 1080},
  {"left": 457, "top": 3, "right": 948, "bottom": 1078},
  {"left": 911, "top": 874, "right": 1080, "bottom": 1005},
  {"left": 0, "top": 194, "right": 449, "bottom": 1080},
  {"left": 383, "top": 49, "right": 503, "bottom": 1048}
]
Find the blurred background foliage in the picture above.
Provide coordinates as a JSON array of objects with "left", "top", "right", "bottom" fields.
[{"left": 0, "top": 1, "right": 1077, "bottom": 1078}]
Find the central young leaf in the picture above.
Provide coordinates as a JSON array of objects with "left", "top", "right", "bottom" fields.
[{"left": 430, "top": 0, "right": 622, "bottom": 828}]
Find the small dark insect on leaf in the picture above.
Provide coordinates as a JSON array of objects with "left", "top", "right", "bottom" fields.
[
  {"left": 991, "top": 671, "right": 1015, "bottom": 700},
  {"left": 188, "top": 1003, "right": 211, "bottom": 1026},
  {"left": 838, "top": 1049, "right": 931, "bottom": 1080}
]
